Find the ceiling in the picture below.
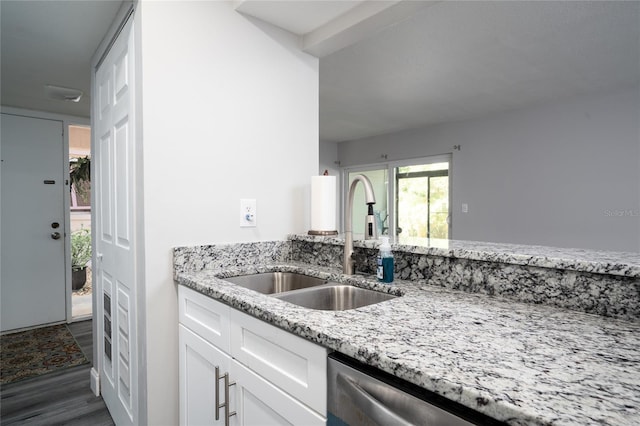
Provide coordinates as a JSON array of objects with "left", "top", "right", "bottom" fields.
[
  {"left": 319, "top": 1, "right": 640, "bottom": 142},
  {"left": 2, "top": 0, "right": 639, "bottom": 141},
  {"left": 1, "top": 0, "right": 123, "bottom": 118},
  {"left": 234, "top": 0, "right": 366, "bottom": 35}
]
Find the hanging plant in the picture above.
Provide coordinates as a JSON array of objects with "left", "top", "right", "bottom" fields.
[{"left": 70, "top": 156, "right": 91, "bottom": 199}]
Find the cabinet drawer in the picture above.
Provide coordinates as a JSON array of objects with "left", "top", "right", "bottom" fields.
[
  {"left": 229, "top": 309, "right": 328, "bottom": 415},
  {"left": 230, "top": 358, "right": 325, "bottom": 426},
  {"left": 178, "top": 286, "right": 230, "bottom": 353}
]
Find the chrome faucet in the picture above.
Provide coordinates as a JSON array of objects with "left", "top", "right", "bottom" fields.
[{"left": 344, "top": 174, "right": 377, "bottom": 275}]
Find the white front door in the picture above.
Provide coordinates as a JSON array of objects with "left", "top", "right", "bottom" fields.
[
  {"left": 93, "top": 15, "right": 138, "bottom": 426},
  {"left": 1, "top": 113, "right": 67, "bottom": 332}
]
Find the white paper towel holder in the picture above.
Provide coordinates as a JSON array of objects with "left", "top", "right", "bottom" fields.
[{"left": 308, "top": 229, "right": 338, "bottom": 236}]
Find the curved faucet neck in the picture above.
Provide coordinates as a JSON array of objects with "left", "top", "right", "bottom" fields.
[{"left": 344, "top": 175, "right": 377, "bottom": 275}]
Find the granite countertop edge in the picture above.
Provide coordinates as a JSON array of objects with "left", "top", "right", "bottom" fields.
[{"left": 175, "top": 262, "right": 640, "bottom": 426}]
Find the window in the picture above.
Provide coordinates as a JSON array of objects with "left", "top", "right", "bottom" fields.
[
  {"left": 396, "top": 162, "right": 449, "bottom": 238},
  {"left": 343, "top": 155, "right": 450, "bottom": 239}
]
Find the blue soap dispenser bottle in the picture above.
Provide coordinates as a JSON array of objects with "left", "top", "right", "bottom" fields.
[{"left": 377, "top": 237, "right": 394, "bottom": 283}]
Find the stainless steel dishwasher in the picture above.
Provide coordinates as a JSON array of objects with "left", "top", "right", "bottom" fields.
[{"left": 328, "top": 353, "right": 506, "bottom": 426}]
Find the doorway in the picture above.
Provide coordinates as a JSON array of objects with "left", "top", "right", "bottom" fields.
[{"left": 69, "top": 124, "right": 93, "bottom": 320}]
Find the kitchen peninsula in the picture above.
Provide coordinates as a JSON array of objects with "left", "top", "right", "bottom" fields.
[{"left": 174, "top": 235, "right": 640, "bottom": 425}]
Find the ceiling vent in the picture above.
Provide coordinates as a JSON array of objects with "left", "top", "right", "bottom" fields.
[{"left": 44, "top": 84, "right": 83, "bottom": 103}]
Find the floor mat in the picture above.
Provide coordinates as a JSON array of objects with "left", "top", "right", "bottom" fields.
[{"left": 1, "top": 324, "right": 89, "bottom": 385}]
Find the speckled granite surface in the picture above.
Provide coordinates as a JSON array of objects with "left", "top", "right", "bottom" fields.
[
  {"left": 173, "top": 241, "right": 290, "bottom": 274},
  {"left": 174, "top": 238, "right": 640, "bottom": 425},
  {"left": 289, "top": 234, "right": 640, "bottom": 277},
  {"left": 290, "top": 235, "right": 640, "bottom": 320},
  {"left": 174, "top": 262, "right": 640, "bottom": 426}
]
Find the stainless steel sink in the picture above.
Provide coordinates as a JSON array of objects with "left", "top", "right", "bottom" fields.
[
  {"left": 274, "top": 283, "right": 396, "bottom": 311},
  {"left": 224, "top": 272, "right": 327, "bottom": 294}
]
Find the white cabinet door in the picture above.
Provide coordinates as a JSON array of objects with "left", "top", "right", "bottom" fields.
[
  {"left": 179, "top": 325, "right": 234, "bottom": 426},
  {"left": 230, "top": 359, "right": 325, "bottom": 426}
]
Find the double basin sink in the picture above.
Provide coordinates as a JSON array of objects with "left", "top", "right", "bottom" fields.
[{"left": 224, "top": 272, "right": 396, "bottom": 311}]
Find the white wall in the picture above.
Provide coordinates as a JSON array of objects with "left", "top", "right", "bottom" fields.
[
  {"left": 338, "top": 88, "right": 640, "bottom": 252},
  {"left": 320, "top": 139, "right": 339, "bottom": 177},
  {"left": 138, "top": 2, "right": 318, "bottom": 424}
]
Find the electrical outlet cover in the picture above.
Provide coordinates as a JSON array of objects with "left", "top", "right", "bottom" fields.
[{"left": 240, "top": 199, "right": 256, "bottom": 227}]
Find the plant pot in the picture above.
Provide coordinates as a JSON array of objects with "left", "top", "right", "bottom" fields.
[{"left": 72, "top": 268, "right": 87, "bottom": 291}]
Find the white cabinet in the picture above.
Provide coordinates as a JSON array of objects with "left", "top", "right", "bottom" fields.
[
  {"left": 230, "top": 359, "right": 325, "bottom": 425},
  {"left": 230, "top": 308, "right": 327, "bottom": 414},
  {"left": 178, "top": 286, "right": 328, "bottom": 426},
  {"left": 178, "top": 285, "right": 231, "bottom": 353},
  {"left": 179, "top": 325, "right": 232, "bottom": 426}
]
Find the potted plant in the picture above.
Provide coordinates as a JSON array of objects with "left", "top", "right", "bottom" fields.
[{"left": 71, "top": 228, "right": 91, "bottom": 290}]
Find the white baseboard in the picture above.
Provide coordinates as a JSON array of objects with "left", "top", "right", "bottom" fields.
[{"left": 90, "top": 367, "right": 100, "bottom": 396}]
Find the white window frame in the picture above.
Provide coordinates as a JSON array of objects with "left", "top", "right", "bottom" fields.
[{"left": 341, "top": 154, "right": 452, "bottom": 239}]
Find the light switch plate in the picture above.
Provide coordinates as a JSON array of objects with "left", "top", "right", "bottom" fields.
[
  {"left": 462, "top": 203, "right": 469, "bottom": 213},
  {"left": 240, "top": 199, "right": 256, "bottom": 227}
]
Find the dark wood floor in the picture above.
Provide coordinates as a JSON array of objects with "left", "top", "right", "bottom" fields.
[{"left": 1, "top": 320, "right": 114, "bottom": 425}]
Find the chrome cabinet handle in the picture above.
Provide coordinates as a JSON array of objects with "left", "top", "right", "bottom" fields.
[
  {"left": 337, "top": 373, "right": 412, "bottom": 426},
  {"left": 215, "top": 366, "right": 221, "bottom": 421},
  {"left": 215, "top": 367, "right": 236, "bottom": 425},
  {"left": 51, "top": 232, "right": 61, "bottom": 240},
  {"left": 223, "top": 373, "right": 236, "bottom": 426}
]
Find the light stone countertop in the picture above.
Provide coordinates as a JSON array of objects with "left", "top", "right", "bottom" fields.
[
  {"left": 175, "top": 261, "right": 640, "bottom": 426},
  {"left": 290, "top": 234, "right": 640, "bottom": 278}
]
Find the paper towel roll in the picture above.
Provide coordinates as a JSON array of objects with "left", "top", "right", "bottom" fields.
[{"left": 310, "top": 175, "right": 337, "bottom": 232}]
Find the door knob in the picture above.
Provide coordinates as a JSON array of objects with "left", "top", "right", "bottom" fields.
[{"left": 51, "top": 232, "right": 61, "bottom": 240}]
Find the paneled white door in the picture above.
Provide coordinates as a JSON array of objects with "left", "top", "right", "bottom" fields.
[
  {"left": 93, "top": 14, "right": 138, "bottom": 426},
  {"left": 1, "top": 113, "right": 66, "bottom": 332}
]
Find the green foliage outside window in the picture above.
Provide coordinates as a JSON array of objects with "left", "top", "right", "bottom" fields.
[{"left": 397, "top": 163, "right": 449, "bottom": 239}]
